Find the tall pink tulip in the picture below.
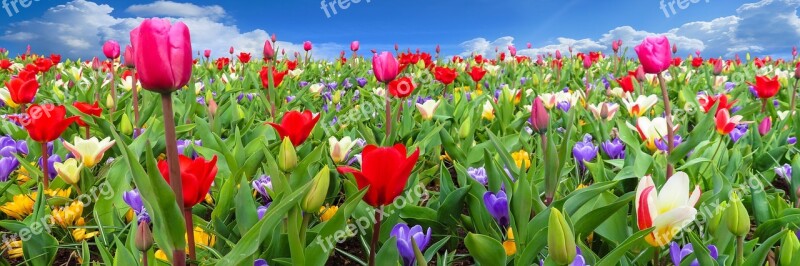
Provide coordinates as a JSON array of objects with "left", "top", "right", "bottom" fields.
[
  {"left": 530, "top": 97, "right": 549, "bottom": 134},
  {"left": 372, "top": 52, "right": 399, "bottom": 83},
  {"left": 271, "top": 33, "right": 277, "bottom": 43},
  {"left": 759, "top": 117, "right": 772, "bottom": 136},
  {"left": 508, "top": 45, "right": 517, "bottom": 57},
  {"left": 123, "top": 45, "right": 135, "bottom": 68},
  {"left": 103, "top": 40, "right": 120, "bottom": 59},
  {"left": 204, "top": 49, "right": 211, "bottom": 58},
  {"left": 635, "top": 36, "right": 672, "bottom": 74},
  {"left": 263, "top": 40, "right": 274, "bottom": 59},
  {"left": 351, "top": 41, "right": 360, "bottom": 52},
  {"left": 304, "top": 41, "right": 313, "bottom": 51},
  {"left": 131, "top": 18, "right": 192, "bottom": 92}
]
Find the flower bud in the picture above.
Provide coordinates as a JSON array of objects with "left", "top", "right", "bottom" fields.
[
  {"left": 707, "top": 201, "right": 728, "bottom": 234},
  {"left": 531, "top": 98, "right": 549, "bottom": 134},
  {"left": 458, "top": 117, "right": 472, "bottom": 139},
  {"left": 794, "top": 63, "right": 800, "bottom": 80},
  {"left": 105, "top": 94, "right": 115, "bottom": 109},
  {"left": 135, "top": 222, "right": 154, "bottom": 252},
  {"left": 278, "top": 137, "right": 297, "bottom": 172},
  {"left": 781, "top": 231, "right": 800, "bottom": 266},
  {"left": 54, "top": 158, "right": 82, "bottom": 185},
  {"left": 725, "top": 194, "right": 750, "bottom": 237},
  {"left": 120, "top": 113, "right": 133, "bottom": 136},
  {"left": 301, "top": 166, "right": 330, "bottom": 213},
  {"left": 548, "top": 208, "right": 576, "bottom": 265}
]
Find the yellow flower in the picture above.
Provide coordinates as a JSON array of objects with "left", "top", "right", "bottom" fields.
[
  {"left": 0, "top": 193, "right": 36, "bottom": 220},
  {"left": 15, "top": 164, "right": 32, "bottom": 184},
  {"left": 189, "top": 226, "right": 216, "bottom": 247},
  {"left": 63, "top": 137, "right": 116, "bottom": 168},
  {"left": 45, "top": 187, "right": 72, "bottom": 198},
  {"left": 125, "top": 209, "right": 135, "bottom": 223},
  {"left": 72, "top": 228, "right": 99, "bottom": 242},
  {"left": 503, "top": 228, "right": 516, "bottom": 256},
  {"left": 205, "top": 193, "right": 214, "bottom": 205},
  {"left": 511, "top": 150, "right": 531, "bottom": 169},
  {"left": 576, "top": 184, "right": 588, "bottom": 190},
  {"left": 440, "top": 152, "right": 452, "bottom": 162},
  {"left": 54, "top": 158, "right": 83, "bottom": 185},
  {"left": 154, "top": 250, "right": 168, "bottom": 261},
  {"left": 0, "top": 88, "right": 20, "bottom": 108},
  {"left": 2, "top": 240, "right": 22, "bottom": 259},
  {"left": 319, "top": 205, "right": 339, "bottom": 222},
  {"left": 51, "top": 201, "right": 86, "bottom": 228}
]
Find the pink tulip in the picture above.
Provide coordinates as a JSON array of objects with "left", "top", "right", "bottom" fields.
[
  {"left": 635, "top": 36, "right": 672, "bottom": 74},
  {"left": 372, "top": 51, "right": 399, "bottom": 83},
  {"left": 271, "top": 33, "right": 277, "bottom": 43},
  {"left": 555, "top": 50, "right": 562, "bottom": 60},
  {"left": 672, "top": 44, "right": 678, "bottom": 54},
  {"left": 123, "top": 45, "right": 135, "bottom": 68},
  {"left": 131, "top": 18, "right": 192, "bottom": 92},
  {"left": 530, "top": 97, "right": 549, "bottom": 133},
  {"left": 304, "top": 41, "right": 313, "bottom": 51},
  {"left": 103, "top": 40, "right": 120, "bottom": 59},
  {"left": 229, "top": 46, "right": 234, "bottom": 54},
  {"left": 204, "top": 49, "right": 211, "bottom": 58},
  {"left": 394, "top": 43, "right": 399, "bottom": 51},
  {"left": 583, "top": 53, "right": 592, "bottom": 69},
  {"left": 436, "top": 45, "right": 441, "bottom": 54},
  {"left": 612, "top": 40, "right": 620, "bottom": 53},
  {"left": 759, "top": 117, "right": 772, "bottom": 136},
  {"left": 351, "top": 41, "right": 360, "bottom": 52},
  {"left": 508, "top": 45, "right": 517, "bottom": 57},
  {"left": 527, "top": 42, "right": 532, "bottom": 49},
  {"left": 263, "top": 39, "right": 274, "bottom": 59}
]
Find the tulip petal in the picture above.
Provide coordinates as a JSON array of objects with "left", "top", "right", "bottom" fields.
[{"left": 657, "top": 172, "right": 691, "bottom": 213}]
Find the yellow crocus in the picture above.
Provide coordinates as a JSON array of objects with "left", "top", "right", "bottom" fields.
[
  {"left": 0, "top": 193, "right": 36, "bottom": 220},
  {"left": 511, "top": 150, "right": 531, "bottom": 170},
  {"left": 319, "top": 205, "right": 339, "bottom": 222},
  {"left": 503, "top": 228, "right": 516, "bottom": 256}
]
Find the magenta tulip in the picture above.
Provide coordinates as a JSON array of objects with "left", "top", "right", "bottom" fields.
[
  {"left": 229, "top": 46, "right": 234, "bottom": 54},
  {"left": 204, "top": 49, "right": 211, "bottom": 58},
  {"left": 527, "top": 42, "right": 532, "bottom": 49},
  {"left": 123, "top": 45, "right": 135, "bottom": 68},
  {"left": 372, "top": 51, "right": 399, "bottom": 83},
  {"left": 530, "top": 97, "right": 549, "bottom": 134},
  {"left": 263, "top": 40, "right": 274, "bottom": 59},
  {"left": 131, "top": 18, "right": 192, "bottom": 92},
  {"left": 635, "top": 36, "right": 672, "bottom": 74},
  {"left": 351, "top": 41, "right": 360, "bottom": 52},
  {"left": 271, "top": 33, "right": 277, "bottom": 43},
  {"left": 304, "top": 41, "right": 313, "bottom": 51},
  {"left": 759, "top": 117, "right": 772, "bottom": 136},
  {"left": 509, "top": 45, "right": 517, "bottom": 57},
  {"left": 555, "top": 50, "right": 562, "bottom": 60},
  {"left": 103, "top": 40, "right": 120, "bottom": 59}
]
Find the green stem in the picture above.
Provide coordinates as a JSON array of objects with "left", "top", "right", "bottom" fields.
[
  {"left": 369, "top": 208, "right": 382, "bottom": 266},
  {"left": 287, "top": 207, "right": 305, "bottom": 265},
  {"left": 299, "top": 213, "right": 311, "bottom": 244},
  {"left": 735, "top": 236, "right": 744, "bottom": 266}
]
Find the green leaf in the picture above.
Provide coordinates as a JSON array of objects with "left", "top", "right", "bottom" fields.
[
  {"left": 594, "top": 227, "right": 655, "bottom": 266},
  {"left": 464, "top": 233, "right": 507, "bottom": 266},
  {"left": 743, "top": 229, "right": 788, "bottom": 265}
]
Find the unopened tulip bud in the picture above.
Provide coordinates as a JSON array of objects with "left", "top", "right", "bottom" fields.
[
  {"left": 759, "top": 117, "right": 772, "bottom": 136},
  {"left": 278, "top": 137, "right": 298, "bottom": 172},
  {"left": 548, "top": 208, "right": 576, "bottom": 265},
  {"left": 713, "top": 60, "right": 723, "bottom": 75},
  {"left": 105, "top": 94, "right": 115, "bottom": 109},
  {"left": 531, "top": 98, "right": 549, "bottom": 134},
  {"left": 708, "top": 201, "right": 728, "bottom": 234},
  {"left": 780, "top": 231, "right": 800, "bottom": 266},
  {"left": 207, "top": 98, "right": 218, "bottom": 115},
  {"left": 672, "top": 44, "right": 678, "bottom": 54},
  {"left": 794, "top": 63, "right": 800, "bottom": 79},
  {"left": 459, "top": 117, "right": 472, "bottom": 139},
  {"left": 120, "top": 113, "right": 133, "bottom": 135},
  {"left": 271, "top": 33, "right": 277, "bottom": 43},
  {"left": 135, "top": 222, "right": 154, "bottom": 252},
  {"left": 583, "top": 54, "right": 591, "bottom": 69},
  {"left": 302, "top": 166, "right": 330, "bottom": 213},
  {"left": 725, "top": 194, "right": 750, "bottom": 237}
]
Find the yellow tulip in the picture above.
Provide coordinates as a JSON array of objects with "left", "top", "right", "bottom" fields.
[
  {"left": 63, "top": 137, "right": 115, "bottom": 168},
  {"left": 54, "top": 158, "right": 83, "bottom": 185}
]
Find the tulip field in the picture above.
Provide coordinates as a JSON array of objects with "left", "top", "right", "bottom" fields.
[{"left": 1, "top": 17, "right": 800, "bottom": 266}]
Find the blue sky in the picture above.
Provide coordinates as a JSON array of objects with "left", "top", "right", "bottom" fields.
[{"left": 0, "top": 0, "right": 795, "bottom": 59}]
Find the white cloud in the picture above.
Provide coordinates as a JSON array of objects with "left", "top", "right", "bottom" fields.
[
  {"left": 0, "top": 0, "right": 341, "bottom": 60},
  {"left": 461, "top": 0, "right": 800, "bottom": 58}
]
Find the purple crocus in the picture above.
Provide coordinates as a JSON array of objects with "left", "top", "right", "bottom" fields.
[
  {"left": 177, "top": 139, "right": 202, "bottom": 159},
  {"left": 670, "top": 242, "right": 718, "bottom": 266},
  {"left": 257, "top": 203, "right": 271, "bottom": 220},
  {"left": 38, "top": 154, "right": 62, "bottom": 180},
  {"left": 483, "top": 191, "right": 510, "bottom": 228},
  {"left": 655, "top": 135, "right": 683, "bottom": 152},
  {"left": 254, "top": 259, "right": 269, "bottom": 266},
  {"left": 601, "top": 138, "right": 625, "bottom": 159},
  {"left": 252, "top": 175, "right": 273, "bottom": 201},
  {"left": 299, "top": 81, "right": 309, "bottom": 87},
  {"left": 343, "top": 78, "right": 353, "bottom": 89},
  {"left": 286, "top": 96, "right": 296, "bottom": 103},
  {"left": 730, "top": 124, "right": 748, "bottom": 143},
  {"left": 467, "top": 167, "right": 488, "bottom": 186},
  {"left": 789, "top": 137, "right": 797, "bottom": 145},
  {"left": 573, "top": 134, "right": 598, "bottom": 171},
  {"left": 776, "top": 164, "right": 792, "bottom": 180},
  {"left": 123, "top": 189, "right": 151, "bottom": 223},
  {"left": 0, "top": 157, "right": 19, "bottom": 181},
  {"left": 557, "top": 101, "right": 571, "bottom": 112},
  {"left": 356, "top": 77, "right": 368, "bottom": 88},
  {"left": 540, "top": 247, "right": 586, "bottom": 266},
  {"left": 390, "top": 223, "right": 432, "bottom": 266}
]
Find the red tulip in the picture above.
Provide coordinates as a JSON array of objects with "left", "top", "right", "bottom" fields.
[
  {"left": 286, "top": 60, "right": 298, "bottom": 71},
  {"left": 635, "top": 36, "right": 672, "bottom": 74},
  {"left": 130, "top": 18, "right": 192, "bottom": 92},
  {"left": 715, "top": 109, "right": 743, "bottom": 135},
  {"left": 103, "top": 40, "right": 120, "bottom": 59},
  {"left": 237, "top": 52, "right": 252, "bottom": 64},
  {"left": 158, "top": 155, "right": 218, "bottom": 208},
  {"left": 337, "top": 144, "right": 420, "bottom": 207},
  {"left": 699, "top": 94, "right": 736, "bottom": 115},
  {"left": 268, "top": 110, "right": 320, "bottom": 146},
  {"left": 5, "top": 77, "right": 38, "bottom": 104},
  {"left": 751, "top": 75, "right": 780, "bottom": 99},
  {"left": 73, "top": 101, "right": 102, "bottom": 127},
  {"left": 616, "top": 74, "right": 636, "bottom": 93},
  {"left": 0, "top": 59, "right": 11, "bottom": 70},
  {"left": 434, "top": 66, "right": 457, "bottom": 85},
  {"left": 50, "top": 54, "right": 61, "bottom": 64},
  {"left": 10, "top": 104, "right": 79, "bottom": 143},
  {"left": 691, "top": 57, "right": 703, "bottom": 68},
  {"left": 467, "top": 66, "right": 487, "bottom": 82},
  {"left": 388, "top": 76, "right": 416, "bottom": 98},
  {"left": 259, "top": 66, "right": 288, "bottom": 88},
  {"left": 372, "top": 51, "right": 399, "bottom": 83}
]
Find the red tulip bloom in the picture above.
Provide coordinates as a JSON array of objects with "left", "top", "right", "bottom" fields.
[
  {"left": 691, "top": 57, "right": 703, "bottom": 68},
  {"left": 5, "top": 77, "right": 39, "bottom": 104},
  {"left": 259, "top": 66, "right": 288, "bottom": 88},
  {"left": 337, "top": 144, "right": 420, "bottom": 207},
  {"left": 388, "top": 76, "right": 416, "bottom": 98},
  {"left": 34, "top": 58, "right": 54, "bottom": 73},
  {"left": 286, "top": 60, "right": 298, "bottom": 71},
  {"left": 467, "top": 66, "right": 487, "bottom": 82},
  {"left": 671, "top": 58, "right": 682, "bottom": 67},
  {"left": 434, "top": 66, "right": 457, "bottom": 85},
  {"left": 616, "top": 74, "right": 636, "bottom": 93},
  {"left": 237, "top": 52, "right": 252, "bottom": 64},
  {"left": 268, "top": 110, "right": 320, "bottom": 146},
  {"left": 715, "top": 109, "right": 743, "bottom": 135},
  {"left": 698, "top": 94, "right": 737, "bottom": 115},
  {"left": 73, "top": 101, "right": 102, "bottom": 127},
  {"left": 50, "top": 54, "right": 61, "bottom": 64},
  {"left": 0, "top": 59, "right": 11, "bottom": 70},
  {"left": 750, "top": 75, "right": 780, "bottom": 99},
  {"left": 158, "top": 155, "right": 218, "bottom": 208},
  {"left": 11, "top": 104, "right": 80, "bottom": 143}
]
